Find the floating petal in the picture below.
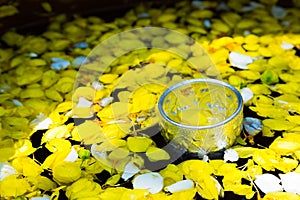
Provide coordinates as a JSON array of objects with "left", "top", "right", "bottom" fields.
[
  {"left": 0, "top": 163, "right": 17, "bottom": 181},
  {"left": 64, "top": 147, "right": 78, "bottom": 162},
  {"left": 224, "top": 149, "right": 239, "bottom": 162},
  {"left": 72, "top": 56, "right": 86, "bottom": 68},
  {"left": 243, "top": 117, "right": 262, "bottom": 136},
  {"left": 281, "top": 41, "right": 294, "bottom": 50},
  {"left": 133, "top": 172, "right": 164, "bottom": 194},
  {"left": 99, "top": 97, "right": 113, "bottom": 107},
  {"left": 74, "top": 42, "right": 88, "bottom": 48},
  {"left": 241, "top": 87, "right": 253, "bottom": 104},
  {"left": 280, "top": 172, "right": 300, "bottom": 194},
  {"left": 92, "top": 81, "right": 104, "bottom": 90},
  {"left": 51, "top": 58, "right": 70, "bottom": 71},
  {"left": 76, "top": 97, "right": 93, "bottom": 108},
  {"left": 30, "top": 196, "right": 51, "bottom": 200},
  {"left": 30, "top": 113, "right": 53, "bottom": 130},
  {"left": 254, "top": 174, "right": 283, "bottom": 194},
  {"left": 29, "top": 52, "right": 38, "bottom": 58},
  {"left": 12, "top": 99, "right": 23, "bottom": 107},
  {"left": 272, "top": 6, "right": 287, "bottom": 20},
  {"left": 122, "top": 162, "right": 141, "bottom": 181},
  {"left": 229, "top": 52, "right": 255, "bottom": 69},
  {"left": 165, "top": 179, "right": 194, "bottom": 193}
]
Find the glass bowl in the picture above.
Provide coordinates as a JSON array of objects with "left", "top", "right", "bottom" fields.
[{"left": 158, "top": 78, "right": 243, "bottom": 155}]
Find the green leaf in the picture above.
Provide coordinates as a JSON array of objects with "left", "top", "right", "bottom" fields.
[
  {"left": 260, "top": 70, "right": 279, "bottom": 85},
  {"left": 105, "top": 174, "right": 121, "bottom": 186},
  {"left": 0, "top": 5, "right": 18, "bottom": 18}
]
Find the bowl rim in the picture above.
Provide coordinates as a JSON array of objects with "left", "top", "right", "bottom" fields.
[{"left": 158, "top": 78, "right": 243, "bottom": 130}]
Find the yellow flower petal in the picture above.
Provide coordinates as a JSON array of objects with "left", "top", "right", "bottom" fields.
[
  {"left": 146, "top": 146, "right": 170, "bottom": 162},
  {"left": 263, "top": 119, "right": 296, "bottom": 131},
  {"left": 12, "top": 157, "right": 43, "bottom": 177},
  {"left": 53, "top": 161, "right": 81, "bottom": 184},
  {"left": 76, "top": 121, "right": 104, "bottom": 144},
  {"left": 0, "top": 175, "right": 31, "bottom": 198},
  {"left": 127, "top": 137, "right": 152, "bottom": 153},
  {"left": 41, "top": 125, "right": 70, "bottom": 144},
  {"left": 269, "top": 133, "right": 300, "bottom": 155},
  {"left": 263, "top": 192, "right": 300, "bottom": 200},
  {"left": 99, "top": 74, "right": 119, "bottom": 84},
  {"left": 253, "top": 149, "right": 279, "bottom": 171}
]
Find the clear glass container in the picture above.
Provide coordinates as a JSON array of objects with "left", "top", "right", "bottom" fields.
[{"left": 158, "top": 78, "right": 243, "bottom": 155}]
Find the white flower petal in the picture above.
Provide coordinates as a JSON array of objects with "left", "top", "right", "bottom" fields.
[
  {"left": 279, "top": 172, "right": 300, "bottom": 194},
  {"left": 197, "top": 149, "right": 209, "bottom": 157},
  {"left": 51, "top": 58, "right": 70, "bottom": 71},
  {"left": 122, "top": 162, "right": 141, "bottom": 181},
  {"left": 254, "top": 174, "right": 283, "bottom": 194},
  {"left": 91, "top": 144, "right": 107, "bottom": 160},
  {"left": 229, "top": 52, "right": 255, "bottom": 69},
  {"left": 281, "top": 41, "right": 294, "bottom": 50},
  {"left": 99, "top": 97, "right": 113, "bottom": 107},
  {"left": 0, "top": 163, "right": 17, "bottom": 181},
  {"left": 76, "top": 97, "right": 93, "bottom": 108},
  {"left": 243, "top": 117, "right": 262, "bottom": 136},
  {"left": 12, "top": 99, "right": 23, "bottom": 106},
  {"left": 241, "top": 87, "right": 253, "bottom": 104},
  {"left": 216, "top": 139, "right": 228, "bottom": 150},
  {"left": 202, "top": 155, "right": 209, "bottom": 162},
  {"left": 29, "top": 52, "right": 38, "bottom": 58},
  {"left": 282, "top": 21, "right": 290, "bottom": 26},
  {"left": 165, "top": 179, "right": 194, "bottom": 193},
  {"left": 241, "top": 2, "right": 264, "bottom": 12},
  {"left": 217, "top": 2, "right": 229, "bottom": 11},
  {"left": 30, "top": 196, "right": 51, "bottom": 200},
  {"left": 133, "top": 172, "right": 164, "bottom": 194},
  {"left": 64, "top": 147, "right": 78, "bottom": 162},
  {"left": 211, "top": 176, "right": 224, "bottom": 196},
  {"left": 65, "top": 110, "right": 73, "bottom": 117},
  {"left": 203, "top": 19, "right": 211, "bottom": 28},
  {"left": 136, "top": 117, "right": 147, "bottom": 122},
  {"left": 31, "top": 113, "right": 53, "bottom": 130},
  {"left": 224, "top": 149, "right": 239, "bottom": 162},
  {"left": 272, "top": 6, "right": 287, "bottom": 20},
  {"left": 192, "top": 1, "right": 205, "bottom": 9},
  {"left": 106, "top": 119, "right": 127, "bottom": 124},
  {"left": 276, "top": 100, "right": 288, "bottom": 105},
  {"left": 34, "top": 118, "right": 53, "bottom": 130},
  {"left": 92, "top": 81, "right": 104, "bottom": 90}
]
